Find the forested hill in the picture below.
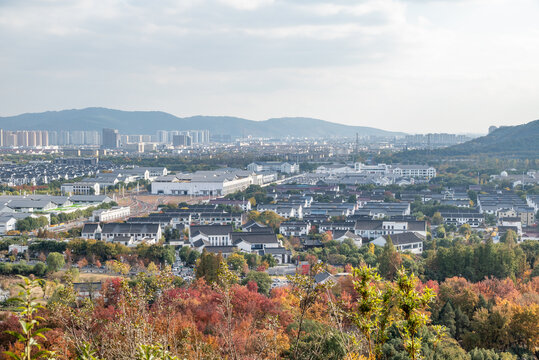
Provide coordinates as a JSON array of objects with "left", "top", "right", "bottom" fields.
[
  {"left": 395, "top": 119, "right": 539, "bottom": 160},
  {"left": 445, "top": 119, "right": 539, "bottom": 155},
  {"left": 0, "top": 107, "right": 404, "bottom": 138}
]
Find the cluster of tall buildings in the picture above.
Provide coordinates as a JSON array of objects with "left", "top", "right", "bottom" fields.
[
  {"left": 0, "top": 130, "right": 49, "bottom": 147},
  {"left": 157, "top": 130, "right": 210, "bottom": 145},
  {"left": 49, "top": 130, "right": 100, "bottom": 146},
  {"left": 403, "top": 133, "right": 470, "bottom": 147},
  {"left": 0, "top": 129, "right": 105, "bottom": 147},
  {"left": 0, "top": 127, "right": 210, "bottom": 149}
]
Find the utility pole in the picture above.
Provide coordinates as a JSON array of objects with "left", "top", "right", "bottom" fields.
[{"left": 355, "top": 132, "right": 359, "bottom": 160}]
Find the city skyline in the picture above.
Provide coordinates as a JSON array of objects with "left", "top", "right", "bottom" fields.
[{"left": 1, "top": 0, "right": 539, "bottom": 133}]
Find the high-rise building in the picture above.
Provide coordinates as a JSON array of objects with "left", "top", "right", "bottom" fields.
[
  {"left": 157, "top": 130, "right": 168, "bottom": 144},
  {"left": 84, "top": 131, "right": 100, "bottom": 145},
  {"left": 40, "top": 131, "right": 48, "bottom": 146},
  {"left": 172, "top": 134, "right": 192, "bottom": 147},
  {"left": 102, "top": 128, "right": 119, "bottom": 149}
]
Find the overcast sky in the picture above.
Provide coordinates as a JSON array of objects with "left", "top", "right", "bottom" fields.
[{"left": 1, "top": 0, "right": 539, "bottom": 134}]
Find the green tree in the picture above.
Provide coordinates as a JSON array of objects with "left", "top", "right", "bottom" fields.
[
  {"left": 349, "top": 265, "right": 394, "bottom": 359},
  {"left": 195, "top": 250, "right": 223, "bottom": 284},
  {"left": 226, "top": 253, "right": 247, "bottom": 274},
  {"left": 46, "top": 252, "right": 65, "bottom": 272},
  {"left": 436, "top": 225, "right": 446, "bottom": 239},
  {"left": 241, "top": 271, "right": 272, "bottom": 295},
  {"left": 261, "top": 253, "right": 277, "bottom": 268},
  {"left": 186, "top": 250, "right": 199, "bottom": 266},
  {"left": 394, "top": 268, "right": 436, "bottom": 360},
  {"left": 431, "top": 212, "right": 443, "bottom": 225},
  {"left": 500, "top": 230, "right": 517, "bottom": 247},
  {"left": 378, "top": 236, "right": 401, "bottom": 280},
  {"left": 438, "top": 301, "right": 456, "bottom": 337},
  {"left": 459, "top": 224, "right": 472, "bottom": 238}
]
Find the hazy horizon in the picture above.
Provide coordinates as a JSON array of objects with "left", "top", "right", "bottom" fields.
[
  {"left": 0, "top": 106, "right": 503, "bottom": 136},
  {"left": 1, "top": 0, "right": 539, "bottom": 133}
]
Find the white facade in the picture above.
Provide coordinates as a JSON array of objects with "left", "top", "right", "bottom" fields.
[
  {"left": 61, "top": 182, "right": 100, "bottom": 195},
  {"left": 372, "top": 235, "right": 424, "bottom": 254},
  {"left": 354, "top": 163, "right": 436, "bottom": 179},
  {"left": 247, "top": 162, "right": 299, "bottom": 174},
  {"left": 92, "top": 206, "right": 131, "bottom": 222},
  {"left": 0, "top": 216, "right": 16, "bottom": 234},
  {"left": 151, "top": 171, "right": 253, "bottom": 196}
]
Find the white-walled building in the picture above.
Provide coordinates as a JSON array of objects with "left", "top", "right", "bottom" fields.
[
  {"left": 354, "top": 163, "right": 436, "bottom": 180},
  {"left": 247, "top": 162, "right": 299, "bottom": 174},
  {"left": 151, "top": 169, "right": 254, "bottom": 196},
  {"left": 372, "top": 232, "right": 425, "bottom": 254},
  {"left": 61, "top": 182, "right": 100, "bottom": 195},
  {"left": 92, "top": 206, "right": 131, "bottom": 222},
  {"left": 354, "top": 220, "right": 427, "bottom": 239},
  {"left": 0, "top": 215, "right": 17, "bottom": 234}
]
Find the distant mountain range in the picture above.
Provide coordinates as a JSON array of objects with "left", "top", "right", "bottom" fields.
[{"left": 0, "top": 107, "right": 405, "bottom": 138}]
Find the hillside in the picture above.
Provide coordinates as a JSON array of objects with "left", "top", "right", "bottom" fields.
[
  {"left": 395, "top": 119, "right": 539, "bottom": 160},
  {"left": 445, "top": 120, "right": 539, "bottom": 155},
  {"left": 0, "top": 108, "right": 404, "bottom": 138}
]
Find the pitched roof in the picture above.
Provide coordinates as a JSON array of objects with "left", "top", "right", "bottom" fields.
[
  {"left": 383, "top": 232, "right": 425, "bottom": 245},
  {"left": 231, "top": 232, "right": 279, "bottom": 244},
  {"left": 204, "top": 246, "right": 237, "bottom": 254},
  {"left": 333, "top": 230, "right": 361, "bottom": 240},
  {"left": 101, "top": 223, "right": 160, "bottom": 234},
  {"left": 354, "top": 220, "right": 383, "bottom": 230},
  {"left": 190, "top": 225, "right": 233, "bottom": 236},
  {"left": 263, "top": 247, "right": 291, "bottom": 255},
  {"left": 82, "top": 223, "right": 100, "bottom": 234}
]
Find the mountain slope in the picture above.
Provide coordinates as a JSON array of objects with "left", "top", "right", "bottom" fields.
[
  {"left": 395, "top": 119, "right": 539, "bottom": 160},
  {"left": 444, "top": 120, "right": 539, "bottom": 155},
  {"left": 0, "top": 108, "right": 404, "bottom": 138}
]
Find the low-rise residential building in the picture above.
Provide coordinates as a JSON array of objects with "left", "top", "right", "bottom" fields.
[
  {"left": 333, "top": 230, "right": 362, "bottom": 247},
  {"left": 231, "top": 232, "right": 281, "bottom": 252},
  {"left": 257, "top": 204, "right": 303, "bottom": 219},
  {"left": 81, "top": 223, "right": 102, "bottom": 239},
  {"left": 441, "top": 211, "right": 485, "bottom": 227},
  {"left": 499, "top": 217, "right": 522, "bottom": 237},
  {"left": 190, "top": 225, "right": 233, "bottom": 248},
  {"left": 319, "top": 221, "right": 355, "bottom": 233},
  {"left": 100, "top": 223, "right": 162, "bottom": 244},
  {"left": 209, "top": 198, "right": 252, "bottom": 211},
  {"left": 354, "top": 220, "right": 427, "bottom": 239},
  {"left": 0, "top": 215, "right": 17, "bottom": 234},
  {"left": 279, "top": 221, "right": 311, "bottom": 237},
  {"left": 355, "top": 202, "right": 410, "bottom": 218},
  {"left": 371, "top": 232, "right": 425, "bottom": 254},
  {"left": 303, "top": 202, "right": 356, "bottom": 217}
]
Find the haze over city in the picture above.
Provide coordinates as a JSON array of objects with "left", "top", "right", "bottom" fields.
[{"left": 2, "top": 0, "right": 539, "bottom": 133}]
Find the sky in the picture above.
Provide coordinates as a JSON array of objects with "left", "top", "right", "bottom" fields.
[{"left": 1, "top": 0, "right": 539, "bottom": 134}]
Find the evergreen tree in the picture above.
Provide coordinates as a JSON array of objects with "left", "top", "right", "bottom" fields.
[
  {"left": 500, "top": 229, "right": 517, "bottom": 247},
  {"left": 378, "top": 236, "right": 401, "bottom": 280},
  {"left": 454, "top": 305, "right": 470, "bottom": 340},
  {"left": 438, "top": 301, "right": 457, "bottom": 337}
]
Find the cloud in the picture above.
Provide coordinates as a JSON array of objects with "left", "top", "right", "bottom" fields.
[{"left": 0, "top": 0, "right": 538, "bottom": 133}]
